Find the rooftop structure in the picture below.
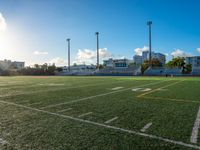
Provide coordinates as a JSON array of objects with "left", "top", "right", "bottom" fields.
[
  {"left": 0, "top": 60, "right": 25, "bottom": 70},
  {"left": 103, "top": 58, "right": 130, "bottom": 68}
]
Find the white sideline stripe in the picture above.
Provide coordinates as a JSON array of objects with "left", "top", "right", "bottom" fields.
[
  {"left": 157, "top": 88, "right": 168, "bottom": 91},
  {"left": 105, "top": 117, "right": 118, "bottom": 124},
  {"left": 0, "top": 138, "right": 7, "bottom": 145},
  {"left": 111, "top": 87, "right": 124, "bottom": 90},
  {"left": 78, "top": 112, "right": 93, "bottom": 118},
  {"left": 132, "top": 88, "right": 142, "bottom": 91},
  {"left": 41, "top": 80, "right": 167, "bottom": 109},
  {"left": 141, "top": 122, "right": 152, "bottom": 132},
  {"left": 0, "top": 100, "right": 200, "bottom": 150},
  {"left": 0, "top": 80, "right": 126, "bottom": 98},
  {"left": 190, "top": 106, "right": 200, "bottom": 144},
  {"left": 57, "top": 108, "right": 72, "bottom": 113},
  {"left": 27, "top": 102, "right": 41, "bottom": 106},
  {"left": 141, "top": 88, "right": 151, "bottom": 92}
]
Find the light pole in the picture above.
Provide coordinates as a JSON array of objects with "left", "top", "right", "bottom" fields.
[
  {"left": 95, "top": 32, "right": 99, "bottom": 69},
  {"left": 67, "top": 38, "right": 70, "bottom": 72},
  {"left": 147, "top": 21, "right": 152, "bottom": 63}
]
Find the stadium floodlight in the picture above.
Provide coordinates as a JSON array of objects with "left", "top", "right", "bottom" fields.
[
  {"left": 95, "top": 32, "right": 99, "bottom": 69},
  {"left": 147, "top": 21, "right": 152, "bottom": 64},
  {"left": 66, "top": 38, "right": 71, "bottom": 72}
]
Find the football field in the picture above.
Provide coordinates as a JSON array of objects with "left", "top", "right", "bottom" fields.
[{"left": 0, "top": 76, "right": 200, "bottom": 149}]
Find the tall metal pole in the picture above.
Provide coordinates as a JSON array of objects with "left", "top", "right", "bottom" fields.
[
  {"left": 147, "top": 21, "right": 152, "bottom": 63},
  {"left": 95, "top": 32, "right": 99, "bottom": 69},
  {"left": 67, "top": 38, "right": 70, "bottom": 72}
]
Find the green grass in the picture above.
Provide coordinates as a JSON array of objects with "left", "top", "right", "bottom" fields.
[{"left": 0, "top": 76, "right": 200, "bottom": 149}]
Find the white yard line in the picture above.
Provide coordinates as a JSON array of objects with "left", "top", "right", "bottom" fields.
[
  {"left": 41, "top": 80, "right": 167, "bottom": 109},
  {"left": 141, "top": 122, "right": 152, "bottom": 132},
  {"left": 27, "top": 102, "right": 42, "bottom": 106},
  {"left": 57, "top": 108, "right": 72, "bottom": 113},
  {"left": 137, "top": 80, "right": 184, "bottom": 98},
  {"left": 0, "top": 100, "right": 200, "bottom": 150},
  {"left": 0, "top": 80, "right": 126, "bottom": 98},
  {"left": 132, "top": 88, "right": 142, "bottom": 91},
  {"left": 78, "top": 112, "right": 93, "bottom": 118},
  {"left": 105, "top": 117, "right": 118, "bottom": 124},
  {"left": 191, "top": 106, "right": 200, "bottom": 144},
  {"left": 0, "top": 138, "right": 7, "bottom": 145},
  {"left": 141, "top": 88, "right": 151, "bottom": 92},
  {"left": 111, "top": 87, "right": 124, "bottom": 90}
]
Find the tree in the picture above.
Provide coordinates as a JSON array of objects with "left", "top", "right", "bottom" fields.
[
  {"left": 47, "top": 64, "right": 56, "bottom": 75},
  {"left": 166, "top": 57, "right": 185, "bottom": 68},
  {"left": 99, "top": 64, "right": 104, "bottom": 69},
  {"left": 150, "top": 58, "right": 162, "bottom": 67},
  {"left": 183, "top": 64, "right": 192, "bottom": 74},
  {"left": 141, "top": 61, "right": 149, "bottom": 75},
  {"left": 34, "top": 64, "right": 40, "bottom": 69}
]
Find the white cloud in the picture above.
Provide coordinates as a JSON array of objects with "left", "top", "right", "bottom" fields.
[
  {"left": 197, "top": 48, "right": 200, "bottom": 53},
  {"left": 171, "top": 49, "right": 192, "bottom": 58},
  {"left": 0, "top": 13, "right": 7, "bottom": 32},
  {"left": 75, "top": 48, "right": 112, "bottom": 64},
  {"left": 134, "top": 46, "right": 149, "bottom": 56},
  {"left": 33, "top": 51, "right": 48, "bottom": 55},
  {"left": 49, "top": 57, "right": 67, "bottom": 66}
]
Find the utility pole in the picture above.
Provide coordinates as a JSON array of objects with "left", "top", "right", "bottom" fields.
[
  {"left": 95, "top": 32, "right": 99, "bottom": 69},
  {"left": 67, "top": 38, "right": 70, "bottom": 72},
  {"left": 147, "top": 21, "right": 152, "bottom": 64}
]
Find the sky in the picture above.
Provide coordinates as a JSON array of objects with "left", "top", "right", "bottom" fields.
[{"left": 0, "top": 0, "right": 200, "bottom": 66}]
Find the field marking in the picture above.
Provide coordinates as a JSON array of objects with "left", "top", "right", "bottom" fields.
[
  {"left": 19, "top": 100, "right": 30, "bottom": 104},
  {"left": 0, "top": 100, "right": 200, "bottom": 150},
  {"left": 137, "top": 80, "right": 185, "bottom": 98},
  {"left": 57, "top": 108, "right": 72, "bottom": 113},
  {"left": 111, "top": 87, "right": 124, "bottom": 90},
  {"left": 27, "top": 102, "right": 42, "bottom": 106},
  {"left": 141, "top": 122, "right": 152, "bottom": 132},
  {"left": 38, "top": 83, "right": 65, "bottom": 86},
  {"left": 157, "top": 88, "right": 168, "bottom": 91},
  {"left": 191, "top": 107, "right": 200, "bottom": 144},
  {"left": 140, "top": 96, "right": 200, "bottom": 104},
  {"left": 78, "top": 112, "right": 93, "bottom": 118},
  {"left": 105, "top": 117, "right": 118, "bottom": 124},
  {"left": 132, "top": 88, "right": 142, "bottom": 91},
  {"left": 41, "top": 80, "right": 168, "bottom": 109},
  {"left": 141, "top": 88, "right": 151, "bottom": 92},
  {"left": 0, "top": 80, "right": 127, "bottom": 98},
  {"left": 0, "top": 138, "right": 7, "bottom": 145}
]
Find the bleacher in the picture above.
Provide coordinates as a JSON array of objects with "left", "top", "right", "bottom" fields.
[
  {"left": 192, "top": 67, "right": 200, "bottom": 75},
  {"left": 95, "top": 66, "right": 140, "bottom": 76},
  {"left": 144, "top": 67, "right": 165, "bottom": 76},
  {"left": 144, "top": 67, "right": 182, "bottom": 76}
]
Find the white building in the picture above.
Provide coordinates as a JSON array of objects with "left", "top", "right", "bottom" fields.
[
  {"left": 133, "top": 51, "right": 166, "bottom": 66},
  {"left": 133, "top": 55, "right": 143, "bottom": 65},
  {"left": 185, "top": 56, "right": 200, "bottom": 67},
  {"left": 152, "top": 52, "right": 166, "bottom": 65},
  {"left": 62, "top": 64, "right": 96, "bottom": 72},
  {"left": 103, "top": 58, "right": 130, "bottom": 68},
  {"left": 142, "top": 51, "right": 150, "bottom": 63},
  {"left": 0, "top": 60, "right": 25, "bottom": 70}
]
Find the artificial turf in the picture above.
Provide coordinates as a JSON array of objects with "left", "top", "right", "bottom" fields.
[{"left": 0, "top": 76, "right": 200, "bottom": 149}]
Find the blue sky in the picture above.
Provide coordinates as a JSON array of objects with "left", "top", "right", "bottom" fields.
[{"left": 0, "top": 0, "right": 200, "bottom": 66}]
